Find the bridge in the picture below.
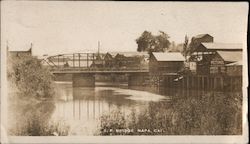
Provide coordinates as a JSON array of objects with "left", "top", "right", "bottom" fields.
[{"left": 41, "top": 52, "right": 149, "bottom": 87}]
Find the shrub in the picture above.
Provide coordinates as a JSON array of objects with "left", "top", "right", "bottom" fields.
[
  {"left": 98, "top": 91, "right": 242, "bottom": 135},
  {"left": 7, "top": 55, "right": 69, "bottom": 136}
]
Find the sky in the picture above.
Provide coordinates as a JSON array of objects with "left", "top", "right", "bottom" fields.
[{"left": 1, "top": 1, "right": 248, "bottom": 56}]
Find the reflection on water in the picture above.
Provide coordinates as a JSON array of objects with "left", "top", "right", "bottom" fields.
[
  {"left": 51, "top": 81, "right": 242, "bottom": 135},
  {"left": 51, "top": 82, "right": 169, "bottom": 135}
]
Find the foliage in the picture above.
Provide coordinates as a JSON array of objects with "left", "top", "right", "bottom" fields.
[
  {"left": 187, "top": 36, "right": 201, "bottom": 55},
  {"left": 171, "top": 92, "right": 242, "bottom": 135},
  {"left": 136, "top": 31, "right": 171, "bottom": 53},
  {"left": 98, "top": 109, "right": 126, "bottom": 135},
  {"left": 7, "top": 55, "right": 69, "bottom": 136},
  {"left": 98, "top": 91, "right": 242, "bottom": 135},
  {"left": 8, "top": 55, "right": 54, "bottom": 99},
  {"left": 182, "top": 35, "right": 189, "bottom": 58}
]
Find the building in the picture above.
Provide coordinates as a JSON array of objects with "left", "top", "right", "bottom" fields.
[
  {"left": 149, "top": 52, "right": 185, "bottom": 74},
  {"left": 189, "top": 34, "right": 214, "bottom": 54},
  {"left": 216, "top": 51, "right": 242, "bottom": 64},
  {"left": 8, "top": 43, "right": 33, "bottom": 60},
  {"left": 103, "top": 52, "right": 114, "bottom": 68},
  {"left": 194, "top": 42, "right": 242, "bottom": 65},
  {"left": 196, "top": 43, "right": 242, "bottom": 52},
  {"left": 91, "top": 54, "right": 105, "bottom": 68},
  {"left": 225, "top": 61, "right": 242, "bottom": 76},
  {"left": 188, "top": 43, "right": 242, "bottom": 75},
  {"left": 189, "top": 52, "right": 225, "bottom": 75},
  {"left": 8, "top": 48, "right": 32, "bottom": 58},
  {"left": 114, "top": 53, "right": 127, "bottom": 68},
  {"left": 193, "top": 34, "right": 214, "bottom": 42},
  {"left": 217, "top": 51, "right": 242, "bottom": 76},
  {"left": 104, "top": 52, "right": 148, "bottom": 69}
]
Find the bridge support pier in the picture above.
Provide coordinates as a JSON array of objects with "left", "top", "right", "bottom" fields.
[
  {"left": 72, "top": 73, "right": 95, "bottom": 87},
  {"left": 54, "top": 73, "right": 73, "bottom": 81},
  {"left": 128, "top": 73, "right": 149, "bottom": 88}
]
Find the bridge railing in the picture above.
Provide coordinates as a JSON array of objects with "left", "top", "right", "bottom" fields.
[{"left": 50, "top": 66, "right": 149, "bottom": 72}]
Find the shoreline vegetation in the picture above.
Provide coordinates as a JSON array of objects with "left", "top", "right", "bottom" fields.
[
  {"left": 7, "top": 55, "right": 69, "bottom": 136},
  {"left": 97, "top": 91, "right": 242, "bottom": 135}
]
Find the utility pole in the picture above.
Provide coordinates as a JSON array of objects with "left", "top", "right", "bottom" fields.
[{"left": 98, "top": 41, "right": 100, "bottom": 56}]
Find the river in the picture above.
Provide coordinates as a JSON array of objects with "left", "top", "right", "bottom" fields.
[
  {"left": 50, "top": 81, "right": 242, "bottom": 135},
  {"left": 51, "top": 82, "right": 170, "bottom": 135}
]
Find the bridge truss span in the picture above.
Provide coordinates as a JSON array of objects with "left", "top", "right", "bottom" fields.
[{"left": 41, "top": 52, "right": 149, "bottom": 74}]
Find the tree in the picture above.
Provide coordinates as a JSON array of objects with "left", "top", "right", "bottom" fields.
[
  {"left": 136, "top": 31, "right": 170, "bottom": 53},
  {"left": 7, "top": 55, "right": 61, "bottom": 136},
  {"left": 136, "top": 31, "right": 154, "bottom": 52},
  {"left": 154, "top": 31, "right": 171, "bottom": 52},
  {"left": 183, "top": 35, "right": 189, "bottom": 59},
  {"left": 188, "top": 37, "right": 201, "bottom": 55},
  {"left": 8, "top": 55, "right": 54, "bottom": 99}
]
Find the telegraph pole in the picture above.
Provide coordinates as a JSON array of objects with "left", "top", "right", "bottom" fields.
[{"left": 98, "top": 41, "right": 100, "bottom": 55}]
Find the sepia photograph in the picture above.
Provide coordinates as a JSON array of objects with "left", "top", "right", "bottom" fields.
[{"left": 0, "top": 1, "right": 248, "bottom": 144}]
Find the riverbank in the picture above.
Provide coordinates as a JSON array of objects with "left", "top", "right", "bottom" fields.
[
  {"left": 98, "top": 90, "right": 242, "bottom": 135},
  {"left": 7, "top": 55, "right": 69, "bottom": 136}
]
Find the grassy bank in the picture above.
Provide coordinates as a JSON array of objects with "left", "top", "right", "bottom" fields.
[{"left": 97, "top": 91, "right": 242, "bottom": 135}]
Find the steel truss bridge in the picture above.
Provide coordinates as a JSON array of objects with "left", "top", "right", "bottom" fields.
[{"left": 41, "top": 52, "right": 149, "bottom": 74}]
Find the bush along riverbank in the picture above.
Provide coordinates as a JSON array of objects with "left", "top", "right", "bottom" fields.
[
  {"left": 7, "top": 55, "right": 69, "bottom": 136},
  {"left": 97, "top": 91, "right": 242, "bottom": 135}
]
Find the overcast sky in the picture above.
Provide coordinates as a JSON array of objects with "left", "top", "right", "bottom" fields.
[{"left": 1, "top": 1, "right": 248, "bottom": 56}]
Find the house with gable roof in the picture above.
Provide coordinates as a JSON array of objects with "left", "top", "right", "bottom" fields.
[
  {"left": 149, "top": 52, "right": 185, "bottom": 74},
  {"left": 188, "top": 42, "right": 242, "bottom": 75}
]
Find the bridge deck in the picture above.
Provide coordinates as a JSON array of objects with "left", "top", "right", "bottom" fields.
[{"left": 51, "top": 68, "right": 149, "bottom": 74}]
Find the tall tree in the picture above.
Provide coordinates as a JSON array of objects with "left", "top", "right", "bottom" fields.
[
  {"left": 136, "top": 31, "right": 170, "bottom": 53},
  {"left": 154, "top": 31, "right": 171, "bottom": 52},
  {"left": 188, "top": 37, "right": 201, "bottom": 55},
  {"left": 136, "top": 31, "right": 154, "bottom": 52},
  {"left": 183, "top": 35, "right": 189, "bottom": 59}
]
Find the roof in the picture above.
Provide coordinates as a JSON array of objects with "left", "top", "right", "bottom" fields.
[
  {"left": 201, "top": 43, "right": 242, "bottom": 50},
  {"left": 152, "top": 52, "right": 185, "bottom": 62},
  {"left": 8, "top": 48, "right": 32, "bottom": 53},
  {"left": 194, "top": 34, "right": 212, "bottom": 39},
  {"left": 217, "top": 51, "right": 242, "bottom": 62},
  {"left": 104, "top": 53, "right": 113, "bottom": 59},
  {"left": 226, "top": 61, "right": 242, "bottom": 66},
  {"left": 109, "top": 52, "right": 148, "bottom": 57}
]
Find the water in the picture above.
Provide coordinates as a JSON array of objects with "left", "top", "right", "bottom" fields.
[{"left": 51, "top": 82, "right": 170, "bottom": 135}]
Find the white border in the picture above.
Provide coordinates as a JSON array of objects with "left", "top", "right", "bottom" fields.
[{"left": 1, "top": 1, "right": 249, "bottom": 144}]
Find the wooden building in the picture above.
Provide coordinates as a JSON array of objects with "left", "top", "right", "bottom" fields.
[
  {"left": 103, "top": 52, "right": 114, "bottom": 68},
  {"left": 91, "top": 54, "right": 105, "bottom": 68},
  {"left": 188, "top": 43, "right": 242, "bottom": 75},
  {"left": 189, "top": 34, "right": 214, "bottom": 54},
  {"left": 104, "top": 52, "right": 148, "bottom": 69},
  {"left": 196, "top": 43, "right": 242, "bottom": 53},
  {"left": 192, "top": 34, "right": 214, "bottom": 42},
  {"left": 114, "top": 54, "right": 127, "bottom": 68},
  {"left": 149, "top": 52, "right": 185, "bottom": 74},
  {"left": 7, "top": 43, "right": 33, "bottom": 59},
  {"left": 114, "top": 54, "right": 145, "bottom": 68},
  {"left": 216, "top": 51, "right": 242, "bottom": 64},
  {"left": 189, "top": 52, "right": 225, "bottom": 75},
  {"left": 218, "top": 51, "right": 242, "bottom": 76},
  {"left": 8, "top": 48, "right": 32, "bottom": 58},
  {"left": 225, "top": 61, "right": 242, "bottom": 76}
]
